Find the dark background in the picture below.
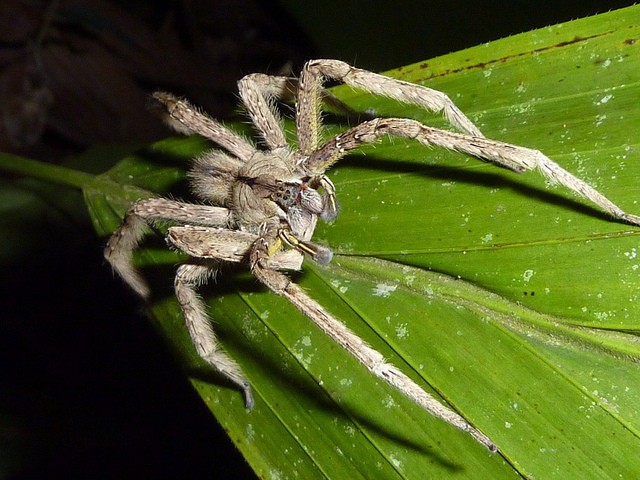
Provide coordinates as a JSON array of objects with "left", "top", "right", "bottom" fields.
[{"left": 1, "top": 1, "right": 635, "bottom": 478}]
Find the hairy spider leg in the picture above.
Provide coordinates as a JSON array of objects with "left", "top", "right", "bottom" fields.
[
  {"left": 304, "top": 117, "right": 640, "bottom": 225},
  {"left": 293, "top": 59, "right": 640, "bottom": 225},
  {"left": 152, "top": 92, "right": 256, "bottom": 161},
  {"left": 104, "top": 199, "right": 258, "bottom": 405},
  {"left": 105, "top": 198, "right": 232, "bottom": 298},
  {"left": 248, "top": 226, "right": 497, "bottom": 451},
  {"left": 295, "top": 58, "right": 485, "bottom": 156}
]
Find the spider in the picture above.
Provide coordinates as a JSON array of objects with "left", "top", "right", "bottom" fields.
[{"left": 105, "top": 59, "right": 640, "bottom": 452}]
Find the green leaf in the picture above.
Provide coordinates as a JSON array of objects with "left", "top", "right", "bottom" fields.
[{"left": 3, "top": 5, "right": 640, "bottom": 478}]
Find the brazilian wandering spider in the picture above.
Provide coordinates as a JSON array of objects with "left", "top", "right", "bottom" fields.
[{"left": 105, "top": 59, "right": 640, "bottom": 451}]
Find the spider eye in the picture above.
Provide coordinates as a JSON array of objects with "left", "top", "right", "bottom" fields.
[{"left": 271, "top": 183, "right": 299, "bottom": 209}]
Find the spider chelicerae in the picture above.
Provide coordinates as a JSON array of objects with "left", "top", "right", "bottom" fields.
[{"left": 105, "top": 59, "right": 640, "bottom": 451}]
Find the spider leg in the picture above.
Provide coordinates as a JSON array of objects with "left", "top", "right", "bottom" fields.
[
  {"left": 237, "top": 74, "right": 292, "bottom": 150},
  {"left": 152, "top": 92, "right": 256, "bottom": 162},
  {"left": 166, "top": 225, "right": 306, "bottom": 271},
  {"left": 295, "top": 59, "right": 484, "bottom": 157},
  {"left": 174, "top": 261, "right": 254, "bottom": 408},
  {"left": 248, "top": 230, "right": 496, "bottom": 451},
  {"left": 168, "top": 224, "right": 329, "bottom": 409},
  {"left": 306, "top": 117, "right": 640, "bottom": 226},
  {"left": 294, "top": 59, "right": 483, "bottom": 221},
  {"left": 104, "top": 198, "right": 232, "bottom": 298}
]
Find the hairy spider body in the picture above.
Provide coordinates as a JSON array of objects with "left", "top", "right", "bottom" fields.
[{"left": 105, "top": 59, "right": 640, "bottom": 452}]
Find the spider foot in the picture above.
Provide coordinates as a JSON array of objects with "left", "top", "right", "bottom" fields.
[
  {"left": 201, "top": 351, "right": 255, "bottom": 409},
  {"left": 241, "top": 380, "right": 255, "bottom": 410},
  {"left": 225, "top": 372, "right": 254, "bottom": 409}
]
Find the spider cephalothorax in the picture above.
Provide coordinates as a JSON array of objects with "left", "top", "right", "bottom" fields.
[
  {"left": 168, "top": 100, "right": 337, "bottom": 261},
  {"left": 105, "top": 59, "right": 640, "bottom": 452}
]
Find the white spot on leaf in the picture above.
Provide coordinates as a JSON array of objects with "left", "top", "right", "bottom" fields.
[
  {"left": 523, "top": 269, "right": 535, "bottom": 283},
  {"left": 395, "top": 323, "right": 409, "bottom": 339},
  {"left": 595, "top": 93, "right": 614, "bottom": 105},
  {"left": 481, "top": 233, "right": 493, "bottom": 244},
  {"left": 373, "top": 283, "right": 397, "bottom": 297}
]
